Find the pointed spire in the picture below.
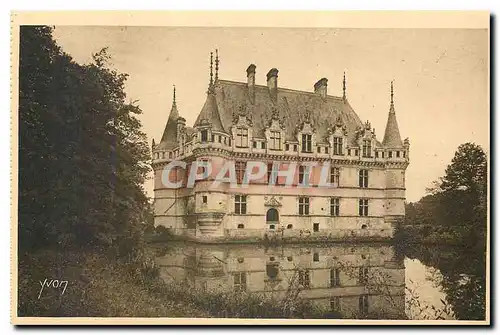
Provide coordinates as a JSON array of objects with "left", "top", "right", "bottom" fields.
[
  {"left": 209, "top": 51, "right": 214, "bottom": 89},
  {"left": 172, "top": 84, "right": 176, "bottom": 107},
  {"left": 342, "top": 71, "right": 347, "bottom": 101},
  {"left": 152, "top": 138, "right": 155, "bottom": 149},
  {"left": 383, "top": 80, "right": 403, "bottom": 147},
  {"left": 215, "top": 49, "right": 219, "bottom": 82}
]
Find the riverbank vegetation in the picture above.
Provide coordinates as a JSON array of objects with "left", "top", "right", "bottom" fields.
[{"left": 399, "top": 143, "right": 487, "bottom": 250}]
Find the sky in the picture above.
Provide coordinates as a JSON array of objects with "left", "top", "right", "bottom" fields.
[{"left": 52, "top": 26, "right": 489, "bottom": 202}]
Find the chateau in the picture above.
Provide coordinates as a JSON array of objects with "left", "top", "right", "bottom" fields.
[{"left": 151, "top": 51, "right": 410, "bottom": 243}]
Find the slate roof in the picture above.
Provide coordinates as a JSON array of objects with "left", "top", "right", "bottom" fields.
[
  {"left": 213, "top": 79, "right": 366, "bottom": 145},
  {"left": 157, "top": 102, "right": 179, "bottom": 150},
  {"left": 382, "top": 103, "right": 403, "bottom": 148}
]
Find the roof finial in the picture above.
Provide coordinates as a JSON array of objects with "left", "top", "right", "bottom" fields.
[
  {"left": 215, "top": 49, "right": 219, "bottom": 82},
  {"left": 173, "top": 84, "right": 176, "bottom": 106},
  {"left": 209, "top": 51, "right": 214, "bottom": 88},
  {"left": 390, "top": 80, "right": 394, "bottom": 105},
  {"left": 342, "top": 71, "right": 347, "bottom": 101}
]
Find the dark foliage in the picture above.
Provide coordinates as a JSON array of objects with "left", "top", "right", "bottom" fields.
[{"left": 18, "top": 26, "right": 151, "bottom": 254}]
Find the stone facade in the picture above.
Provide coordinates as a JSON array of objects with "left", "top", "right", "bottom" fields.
[{"left": 152, "top": 52, "right": 410, "bottom": 243}]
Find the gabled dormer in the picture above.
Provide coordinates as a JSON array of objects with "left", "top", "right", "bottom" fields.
[
  {"left": 297, "top": 110, "right": 315, "bottom": 154},
  {"left": 265, "top": 106, "right": 285, "bottom": 151},
  {"left": 358, "top": 120, "right": 376, "bottom": 158},
  {"left": 231, "top": 104, "right": 253, "bottom": 149},
  {"left": 328, "top": 115, "right": 348, "bottom": 156}
]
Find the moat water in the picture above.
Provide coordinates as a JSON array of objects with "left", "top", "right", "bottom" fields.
[{"left": 154, "top": 242, "right": 486, "bottom": 320}]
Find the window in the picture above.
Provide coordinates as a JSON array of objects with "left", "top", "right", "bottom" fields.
[
  {"left": 236, "top": 128, "right": 248, "bottom": 148},
  {"left": 218, "top": 136, "right": 222, "bottom": 143},
  {"left": 269, "top": 224, "right": 275, "bottom": 230},
  {"left": 396, "top": 150, "right": 400, "bottom": 158},
  {"left": 359, "top": 199, "right": 369, "bottom": 216},
  {"left": 330, "top": 167, "right": 340, "bottom": 186},
  {"left": 267, "top": 163, "right": 280, "bottom": 185},
  {"left": 262, "top": 142, "right": 266, "bottom": 149},
  {"left": 298, "top": 270, "right": 310, "bottom": 288},
  {"left": 375, "top": 151, "right": 379, "bottom": 158},
  {"left": 325, "top": 146, "right": 329, "bottom": 154},
  {"left": 359, "top": 295, "right": 369, "bottom": 316},
  {"left": 333, "top": 137, "right": 343, "bottom": 155},
  {"left": 359, "top": 169, "right": 369, "bottom": 188},
  {"left": 234, "top": 272, "right": 246, "bottom": 292},
  {"left": 202, "top": 195, "right": 207, "bottom": 204},
  {"left": 330, "top": 198, "right": 340, "bottom": 216},
  {"left": 287, "top": 224, "right": 293, "bottom": 229},
  {"left": 362, "top": 139, "right": 372, "bottom": 157},
  {"left": 229, "top": 137, "right": 232, "bottom": 146},
  {"left": 223, "top": 137, "right": 227, "bottom": 145},
  {"left": 299, "top": 197, "right": 310, "bottom": 215},
  {"left": 211, "top": 134, "right": 215, "bottom": 142},
  {"left": 317, "top": 146, "right": 321, "bottom": 153},
  {"left": 235, "top": 161, "right": 246, "bottom": 184},
  {"left": 347, "top": 149, "right": 351, "bottom": 156},
  {"left": 237, "top": 257, "right": 244, "bottom": 263},
  {"left": 330, "top": 296, "right": 340, "bottom": 312},
  {"left": 270, "top": 130, "right": 281, "bottom": 150},
  {"left": 266, "top": 264, "right": 279, "bottom": 280},
  {"left": 199, "top": 159, "right": 209, "bottom": 178},
  {"left": 301, "top": 134, "right": 312, "bottom": 153},
  {"left": 358, "top": 267, "right": 369, "bottom": 284},
  {"left": 252, "top": 141, "right": 257, "bottom": 148},
  {"left": 388, "top": 151, "right": 393, "bottom": 158},
  {"left": 237, "top": 224, "right": 244, "bottom": 229},
  {"left": 403, "top": 151, "right": 406, "bottom": 158},
  {"left": 313, "top": 252, "right": 319, "bottom": 262},
  {"left": 355, "top": 149, "right": 359, "bottom": 156},
  {"left": 235, "top": 195, "right": 247, "bottom": 214},
  {"left": 299, "top": 165, "right": 310, "bottom": 185},
  {"left": 313, "top": 223, "right": 319, "bottom": 232},
  {"left": 285, "top": 143, "right": 290, "bottom": 151},
  {"left": 330, "top": 268, "right": 341, "bottom": 287},
  {"left": 201, "top": 129, "right": 208, "bottom": 142},
  {"left": 293, "top": 144, "right": 298, "bottom": 152}
]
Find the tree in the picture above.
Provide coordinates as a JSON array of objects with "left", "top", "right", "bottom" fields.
[{"left": 18, "top": 26, "right": 151, "bottom": 254}]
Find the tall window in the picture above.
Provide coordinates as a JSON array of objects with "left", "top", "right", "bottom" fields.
[
  {"left": 236, "top": 128, "right": 248, "bottom": 148},
  {"left": 358, "top": 267, "right": 369, "bottom": 285},
  {"left": 330, "top": 198, "right": 340, "bottom": 216},
  {"left": 301, "top": 134, "right": 312, "bottom": 153},
  {"left": 330, "top": 167, "right": 340, "bottom": 186},
  {"left": 358, "top": 169, "right": 369, "bottom": 188},
  {"left": 270, "top": 130, "right": 281, "bottom": 150},
  {"left": 330, "top": 268, "right": 341, "bottom": 287},
  {"left": 298, "top": 270, "right": 310, "bottom": 288},
  {"left": 298, "top": 165, "right": 310, "bottom": 185},
  {"left": 298, "top": 197, "right": 310, "bottom": 215},
  {"left": 200, "top": 129, "right": 208, "bottom": 142},
  {"left": 359, "top": 199, "right": 369, "bottom": 216},
  {"left": 362, "top": 139, "right": 372, "bottom": 158},
  {"left": 235, "top": 195, "right": 247, "bottom": 214},
  {"left": 333, "top": 137, "right": 343, "bottom": 155},
  {"left": 267, "top": 163, "right": 280, "bottom": 185},
  {"left": 359, "top": 295, "right": 369, "bottom": 316},
  {"left": 388, "top": 151, "right": 393, "bottom": 158},
  {"left": 234, "top": 272, "right": 247, "bottom": 292},
  {"left": 235, "top": 161, "right": 246, "bottom": 184},
  {"left": 330, "top": 296, "right": 340, "bottom": 312}
]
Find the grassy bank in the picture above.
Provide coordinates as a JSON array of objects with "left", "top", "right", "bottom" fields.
[{"left": 17, "top": 248, "right": 324, "bottom": 318}]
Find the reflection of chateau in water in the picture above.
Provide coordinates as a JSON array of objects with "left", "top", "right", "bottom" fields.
[{"left": 156, "top": 243, "right": 406, "bottom": 319}]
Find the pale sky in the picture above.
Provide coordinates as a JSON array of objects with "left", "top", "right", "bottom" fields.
[{"left": 53, "top": 26, "right": 488, "bottom": 202}]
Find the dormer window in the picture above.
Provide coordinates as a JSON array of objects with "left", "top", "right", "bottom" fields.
[
  {"left": 333, "top": 137, "right": 343, "bottom": 155},
  {"left": 362, "top": 139, "right": 372, "bottom": 158},
  {"left": 200, "top": 129, "right": 208, "bottom": 142},
  {"left": 236, "top": 128, "right": 249, "bottom": 148},
  {"left": 270, "top": 130, "right": 281, "bottom": 150},
  {"left": 301, "top": 134, "right": 312, "bottom": 153}
]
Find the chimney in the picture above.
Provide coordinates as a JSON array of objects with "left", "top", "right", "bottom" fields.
[
  {"left": 247, "top": 64, "right": 256, "bottom": 103},
  {"left": 266, "top": 68, "right": 279, "bottom": 103},
  {"left": 314, "top": 78, "right": 328, "bottom": 99}
]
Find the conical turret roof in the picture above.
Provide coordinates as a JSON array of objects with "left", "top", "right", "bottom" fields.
[
  {"left": 157, "top": 87, "right": 179, "bottom": 150},
  {"left": 193, "top": 89, "right": 226, "bottom": 133},
  {"left": 382, "top": 82, "right": 403, "bottom": 148}
]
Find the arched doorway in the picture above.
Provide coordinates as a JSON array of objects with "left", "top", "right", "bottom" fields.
[{"left": 266, "top": 208, "right": 279, "bottom": 229}]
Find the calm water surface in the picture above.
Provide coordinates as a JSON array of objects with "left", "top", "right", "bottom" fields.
[{"left": 155, "top": 242, "right": 485, "bottom": 320}]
